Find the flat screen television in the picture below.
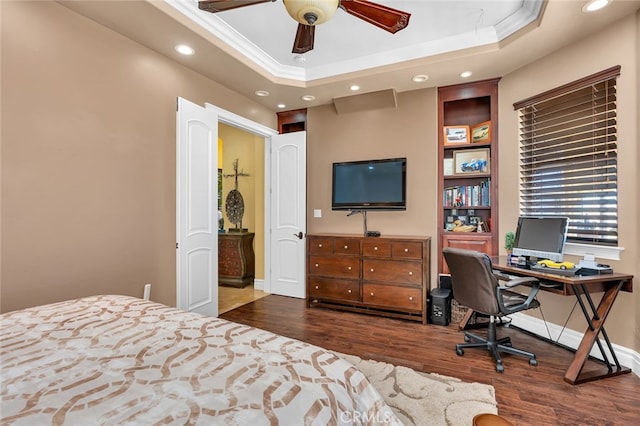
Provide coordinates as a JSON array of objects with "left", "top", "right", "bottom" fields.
[
  {"left": 512, "top": 216, "right": 569, "bottom": 262},
  {"left": 332, "top": 157, "right": 406, "bottom": 211}
]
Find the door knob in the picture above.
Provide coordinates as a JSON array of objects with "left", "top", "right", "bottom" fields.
[{"left": 293, "top": 232, "right": 304, "bottom": 239}]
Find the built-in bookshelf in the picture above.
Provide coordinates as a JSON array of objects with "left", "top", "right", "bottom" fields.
[{"left": 437, "top": 79, "right": 500, "bottom": 274}]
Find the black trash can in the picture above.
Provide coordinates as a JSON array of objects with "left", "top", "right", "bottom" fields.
[{"left": 429, "top": 288, "right": 452, "bottom": 326}]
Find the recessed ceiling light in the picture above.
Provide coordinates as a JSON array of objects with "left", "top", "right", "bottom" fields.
[
  {"left": 460, "top": 71, "right": 473, "bottom": 78},
  {"left": 301, "top": 95, "right": 315, "bottom": 101},
  {"left": 277, "top": 103, "right": 286, "bottom": 109},
  {"left": 255, "top": 90, "right": 269, "bottom": 97},
  {"left": 174, "top": 44, "right": 195, "bottom": 56},
  {"left": 350, "top": 85, "right": 360, "bottom": 91},
  {"left": 412, "top": 74, "right": 429, "bottom": 83},
  {"left": 582, "top": 0, "right": 612, "bottom": 13}
]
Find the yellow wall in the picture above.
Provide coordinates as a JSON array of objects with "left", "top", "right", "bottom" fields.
[{"left": 218, "top": 124, "right": 265, "bottom": 280}]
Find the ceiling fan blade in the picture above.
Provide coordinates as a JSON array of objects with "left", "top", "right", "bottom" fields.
[
  {"left": 340, "top": 0, "right": 410, "bottom": 33},
  {"left": 198, "top": 0, "right": 275, "bottom": 14},
  {"left": 292, "top": 24, "right": 315, "bottom": 54}
]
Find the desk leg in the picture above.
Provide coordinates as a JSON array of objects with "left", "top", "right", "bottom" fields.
[
  {"left": 564, "top": 280, "right": 632, "bottom": 385},
  {"left": 458, "top": 308, "right": 475, "bottom": 330}
]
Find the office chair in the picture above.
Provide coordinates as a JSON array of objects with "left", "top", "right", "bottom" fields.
[{"left": 443, "top": 247, "right": 541, "bottom": 373}]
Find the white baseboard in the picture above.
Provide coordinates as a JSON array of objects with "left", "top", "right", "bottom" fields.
[
  {"left": 254, "top": 279, "right": 264, "bottom": 291},
  {"left": 510, "top": 312, "right": 640, "bottom": 377}
]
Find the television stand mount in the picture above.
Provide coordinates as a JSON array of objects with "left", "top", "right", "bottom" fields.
[{"left": 347, "top": 210, "right": 380, "bottom": 237}]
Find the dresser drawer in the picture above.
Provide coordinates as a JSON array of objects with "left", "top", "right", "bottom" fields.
[
  {"left": 309, "top": 255, "right": 360, "bottom": 279},
  {"left": 308, "top": 277, "right": 359, "bottom": 302},
  {"left": 307, "top": 237, "right": 334, "bottom": 255},
  {"left": 391, "top": 242, "right": 423, "bottom": 260},
  {"left": 362, "top": 284, "right": 422, "bottom": 311},
  {"left": 362, "top": 259, "right": 422, "bottom": 285},
  {"left": 362, "top": 240, "right": 391, "bottom": 258},
  {"left": 332, "top": 238, "right": 360, "bottom": 255}
]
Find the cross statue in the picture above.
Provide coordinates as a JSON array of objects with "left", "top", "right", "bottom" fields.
[
  {"left": 223, "top": 158, "right": 250, "bottom": 190},
  {"left": 223, "top": 159, "right": 250, "bottom": 231}
]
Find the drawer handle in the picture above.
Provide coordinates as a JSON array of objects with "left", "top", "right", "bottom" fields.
[
  {"left": 318, "top": 244, "right": 323, "bottom": 248},
  {"left": 315, "top": 263, "right": 319, "bottom": 268},
  {"left": 374, "top": 247, "right": 378, "bottom": 251},
  {"left": 370, "top": 292, "right": 374, "bottom": 296},
  {"left": 344, "top": 245, "right": 348, "bottom": 249},
  {"left": 409, "top": 296, "right": 414, "bottom": 301},
  {"left": 348, "top": 289, "right": 352, "bottom": 294},
  {"left": 408, "top": 271, "right": 413, "bottom": 276},
  {"left": 348, "top": 266, "right": 352, "bottom": 270},
  {"left": 404, "top": 248, "right": 409, "bottom": 253},
  {"left": 370, "top": 268, "right": 374, "bottom": 272},
  {"left": 315, "top": 285, "right": 319, "bottom": 290}
]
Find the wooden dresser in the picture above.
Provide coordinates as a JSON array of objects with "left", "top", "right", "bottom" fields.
[
  {"left": 219, "top": 232, "right": 255, "bottom": 288},
  {"left": 307, "top": 234, "right": 430, "bottom": 324}
]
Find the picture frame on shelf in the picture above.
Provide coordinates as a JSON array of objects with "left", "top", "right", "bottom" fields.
[
  {"left": 453, "top": 148, "right": 490, "bottom": 175},
  {"left": 443, "top": 125, "right": 470, "bottom": 145},
  {"left": 471, "top": 120, "right": 491, "bottom": 144}
]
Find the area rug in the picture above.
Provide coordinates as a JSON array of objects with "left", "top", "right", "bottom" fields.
[{"left": 336, "top": 353, "right": 497, "bottom": 426}]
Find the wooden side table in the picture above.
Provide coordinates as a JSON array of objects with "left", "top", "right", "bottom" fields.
[{"left": 218, "top": 232, "right": 255, "bottom": 288}]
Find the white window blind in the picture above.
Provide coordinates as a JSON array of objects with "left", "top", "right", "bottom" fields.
[{"left": 513, "top": 66, "right": 620, "bottom": 246}]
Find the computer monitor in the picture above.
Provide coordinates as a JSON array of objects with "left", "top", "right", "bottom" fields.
[{"left": 512, "top": 216, "right": 569, "bottom": 262}]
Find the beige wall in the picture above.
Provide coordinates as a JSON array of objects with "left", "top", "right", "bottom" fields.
[
  {"left": 1, "top": 1, "right": 637, "bottom": 353},
  {"left": 306, "top": 14, "right": 639, "bottom": 350},
  {"left": 306, "top": 89, "right": 439, "bottom": 242},
  {"left": 0, "top": 1, "right": 275, "bottom": 312},
  {"left": 498, "top": 11, "right": 639, "bottom": 350},
  {"left": 218, "top": 124, "right": 265, "bottom": 280}
]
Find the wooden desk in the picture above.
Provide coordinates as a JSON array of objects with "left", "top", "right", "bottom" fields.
[{"left": 491, "top": 257, "right": 633, "bottom": 385}]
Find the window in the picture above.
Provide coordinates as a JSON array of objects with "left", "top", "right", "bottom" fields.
[{"left": 513, "top": 66, "right": 620, "bottom": 246}]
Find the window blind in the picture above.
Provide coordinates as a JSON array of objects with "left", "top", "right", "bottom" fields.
[{"left": 513, "top": 66, "right": 620, "bottom": 246}]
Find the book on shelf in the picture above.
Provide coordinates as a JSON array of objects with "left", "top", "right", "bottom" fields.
[{"left": 443, "top": 178, "right": 491, "bottom": 207}]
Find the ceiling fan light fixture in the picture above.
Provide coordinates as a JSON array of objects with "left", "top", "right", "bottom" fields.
[{"left": 283, "top": 0, "right": 339, "bottom": 26}]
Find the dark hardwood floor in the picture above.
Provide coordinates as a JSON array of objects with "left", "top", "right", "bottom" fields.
[{"left": 221, "top": 295, "right": 639, "bottom": 426}]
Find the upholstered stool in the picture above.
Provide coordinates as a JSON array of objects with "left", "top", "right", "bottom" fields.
[{"left": 473, "top": 413, "right": 515, "bottom": 426}]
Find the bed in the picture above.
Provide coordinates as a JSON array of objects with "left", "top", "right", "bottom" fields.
[{"left": 1, "top": 295, "right": 400, "bottom": 425}]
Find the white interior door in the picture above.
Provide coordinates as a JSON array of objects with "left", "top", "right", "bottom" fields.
[
  {"left": 176, "top": 97, "right": 219, "bottom": 316},
  {"left": 269, "top": 131, "right": 307, "bottom": 298}
]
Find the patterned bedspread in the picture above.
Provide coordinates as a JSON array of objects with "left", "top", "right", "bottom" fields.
[{"left": 1, "top": 295, "right": 400, "bottom": 425}]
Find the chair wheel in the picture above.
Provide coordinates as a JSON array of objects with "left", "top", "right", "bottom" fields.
[
  {"left": 456, "top": 348, "right": 464, "bottom": 356},
  {"left": 529, "top": 358, "right": 538, "bottom": 366},
  {"left": 496, "top": 363, "right": 504, "bottom": 373}
]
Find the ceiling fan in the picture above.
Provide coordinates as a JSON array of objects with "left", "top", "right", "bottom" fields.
[{"left": 198, "top": 0, "right": 411, "bottom": 54}]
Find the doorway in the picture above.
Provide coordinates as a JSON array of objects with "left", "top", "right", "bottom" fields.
[
  {"left": 217, "top": 123, "right": 268, "bottom": 313},
  {"left": 176, "top": 99, "right": 307, "bottom": 317}
]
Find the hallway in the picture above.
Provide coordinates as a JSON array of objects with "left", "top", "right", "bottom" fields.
[{"left": 219, "top": 284, "right": 268, "bottom": 314}]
